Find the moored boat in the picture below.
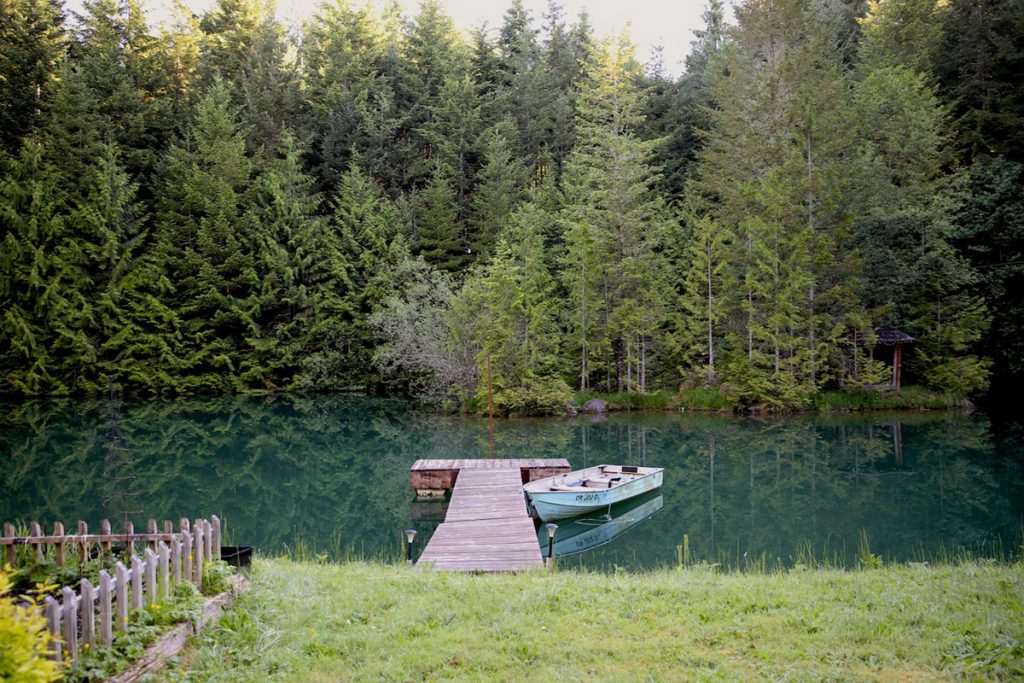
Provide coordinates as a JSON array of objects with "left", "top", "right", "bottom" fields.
[
  {"left": 536, "top": 490, "right": 664, "bottom": 558},
  {"left": 523, "top": 464, "right": 664, "bottom": 521}
]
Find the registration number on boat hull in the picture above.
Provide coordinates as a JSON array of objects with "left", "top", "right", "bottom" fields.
[{"left": 574, "top": 493, "right": 603, "bottom": 503}]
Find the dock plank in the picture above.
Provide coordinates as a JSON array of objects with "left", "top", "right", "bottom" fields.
[{"left": 416, "top": 461, "right": 544, "bottom": 572}]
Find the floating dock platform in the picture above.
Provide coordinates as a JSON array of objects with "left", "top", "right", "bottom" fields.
[{"left": 410, "top": 458, "right": 571, "bottom": 572}]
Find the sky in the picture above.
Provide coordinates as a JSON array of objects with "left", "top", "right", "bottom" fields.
[{"left": 72, "top": 0, "right": 717, "bottom": 77}]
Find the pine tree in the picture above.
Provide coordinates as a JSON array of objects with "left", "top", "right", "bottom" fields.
[
  {"left": 155, "top": 82, "right": 256, "bottom": 392},
  {"left": 851, "top": 60, "right": 990, "bottom": 394},
  {"left": 657, "top": 0, "right": 724, "bottom": 201},
  {"left": 422, "top": 73, "right": 483, "bottom": 219},
  {"left": 538, "top": 0, "right": 591, "bottom": 185},
  {"left": 0, "top": 0, "right": 65, "bottom": 153},
  {"left": 934, "top": 0, "right": 1024, "bottom": 164},
  {"left": 398, "top": 0, "right": 468, "bottom": 188},
  {"left": 243, "top": 134, "right": 337, "bottom": 388},
  {"left": 65, "top": 143, "right": 176, "bottom": 393},
  {"left": 199, "top": 0, "right": 302, "bottom": 158},
  {"left": 303, "top": 0, "right": 398, "bottom": 191},
  {"left": 325, "top": 162, "right": 409, "bottom": 389},
  {"left": 469, "top": 117, "right": 527, "bottom": 256},
  {"left": 561, "top": 32, "right": 668, "bottom": 393},
  {"left": 859, "top": 0, "right": 943, "bottom": 76},
  {"left": 677, "top": 198, "right": 732, "bottom": 384},
  {"left": 410, "top": 166, "right": 468, "bottom": 272},
  {"left": 691, "top": 0, "right": 861, "bottom": 405},
  {"left": 42, "top": 0, "right": 171, "bottom": 192},
  {"left": 933, "top": 0, "right": 1024, "bottom": 395},
  {"left": 454, "top": 202, "right": 570, "bottom": 415},
  {"left": 0, "top": 143, "right": 73, "bottom": 394}
]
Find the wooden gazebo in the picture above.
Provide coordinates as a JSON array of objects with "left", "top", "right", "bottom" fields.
[{"left": 873, "top": 324, "right": 915, "bottom": 391}]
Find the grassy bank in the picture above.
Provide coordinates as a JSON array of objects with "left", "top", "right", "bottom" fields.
[
  {"left": 163, "top": 559, "right": 1023, "bottom": 681},
  {"left": 573, "top": 385, "right": 956, "bottom": 414}
]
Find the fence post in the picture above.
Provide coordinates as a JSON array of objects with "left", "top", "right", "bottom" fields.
[
  {"left": 202, "top": 519, "right": 213, "bottom": 565},
  {"left": 100, "top": 520, "right": 112, "bottom": 556},
  {"left": 54, "top": 522, "right": 65, "bottom": 566},
  {"left": 124, "top": 520, "right": 134, "bottom": 557},
  {"left": 193, "top": 521, "right": 204, "bottom": 589},
  {"left": 170, "top": 536, "right": 182, "bottom": 585},
  {"left": 29, "top": 522, "right": 43, "bottom": 562},
  {"left": 61, "top": 587, "right": 78, "bottom": 663},
  {"left": 44, "top": 596, "right": 61, "bottom": 661},
  {"left": 99, "top": 570, "right": 113, "bottom": 646},
  {"left": 182, "top": 532, "right": 193, "bottom": 584},
  {"left": 211, "top": 515, "right": 222, "bottom": 560},
  {"left": 4, "top": 522, "right": 15, "bottom": 567},
  {"left": 144, "top": 548, "right": 158, "bottom": 605},
  {"left": 147, "top": 519, "right": 158, "bottom": 553},
  {"left": 115, "top": 562, "right": 128, "bottom": 631},
  {"left": 180, "top": 519, "right": 192, "bottom": 584},
  {"left": 77, "top": 521, "right": 88, "bottom": 562},
  {"left": 131, "top": 555, "right": 144, "bottom": 611},
  {"left": 80, "top": 578, "right": 95, "bottom": 649},
  {"left": 158, "top": 542, "right": 170, "bottom": 598}
]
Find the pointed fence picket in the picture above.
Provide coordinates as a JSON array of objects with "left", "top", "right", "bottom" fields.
[{"left": 1, "top": 516, "right": 223, "bottom": 665}]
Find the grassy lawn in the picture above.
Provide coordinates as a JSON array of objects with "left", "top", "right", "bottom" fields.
[{"left": 161, "top": 559, "right": 1023, "bottom": 682}]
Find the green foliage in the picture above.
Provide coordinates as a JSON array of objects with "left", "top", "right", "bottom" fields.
[
  {"left": 202, "top": 560, "right": 234, "bottom": 595},
  {"left": 411, "top": 168, "right": 468, "bottom": 272},
  {"left": 0, "top": 0, "right": 65, "bottom": 153},
  {"left": 0, "top": 567, "right": 62, "bottom": 682},
  {"left": 955, "top": 157, "right": 1024, "bottom": 391},
  {"left": 65, "top": 582, "right": 203, "bottom": 683},
  {"left": 155, "top": 81, "right": 256, "bottom": 392},
  {"left": 0, "top": 0, "right": 1013, "bottom": 407},
  {"left": 455, "top": 203, "right": 566, "bottom": 414},
  {"left": 561, "top": 32, "right": 669, "bottom": 394},
  {"left": 812, "top": 385, "right": 953, "bottom": 412}
]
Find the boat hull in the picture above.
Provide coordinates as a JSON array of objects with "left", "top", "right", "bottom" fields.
[
  {"left": 537, "top": 491, "right": 664, "bottom": 558},
  {"left": 527, "top": 468, "right": 663, "bottom": 521}
]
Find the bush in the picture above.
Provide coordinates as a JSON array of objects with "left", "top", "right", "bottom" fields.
[
  {"left": 0, "top": 567, "right": 62, "bottom": 682},
  {"left": 489, "top": 375, "right": 574, "bottom": 416}
]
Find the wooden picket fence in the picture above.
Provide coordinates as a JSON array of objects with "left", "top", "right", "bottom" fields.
[{"left": 1, "top": 516, "right": 221, "bottom": 664}]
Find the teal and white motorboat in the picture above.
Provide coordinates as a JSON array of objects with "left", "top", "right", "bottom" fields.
[{"left": 523, "top": 464, "right": 664, "bottom": 521}]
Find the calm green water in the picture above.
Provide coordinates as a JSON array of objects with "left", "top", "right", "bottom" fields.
[{"left": 1, "top": 396, "right": 1022, "bottom": 570}]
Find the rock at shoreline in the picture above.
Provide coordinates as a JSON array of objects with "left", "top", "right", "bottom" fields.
[{"left": 582, "top": 398, "right": 609, "bottom": 414}]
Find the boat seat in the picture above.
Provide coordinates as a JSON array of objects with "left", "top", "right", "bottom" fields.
[
  {"left": 603, "top": 466, "right": 641, "bottom": 474},
  {"left": 586, "top": 476, "right": 621, "bottom": 489}
]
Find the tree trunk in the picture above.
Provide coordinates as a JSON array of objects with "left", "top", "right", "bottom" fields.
[{"left": 706, "top": 239, "right": 715, "bottom": 382}]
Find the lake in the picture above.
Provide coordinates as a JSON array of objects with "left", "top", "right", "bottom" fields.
[{"left": 2, "top": 396, "right": 1021, "bottom": 571}]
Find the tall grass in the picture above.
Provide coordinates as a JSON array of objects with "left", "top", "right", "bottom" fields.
[
  {"left": 167, "top": 556, "right": 1024, "bottom": 682},
  {"left": 812, "top": 385, "right": 955, "bottom": 412}
]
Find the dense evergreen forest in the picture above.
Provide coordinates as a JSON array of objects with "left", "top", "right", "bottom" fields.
[{"left": 1, "top": 0, "right": 1022, "bottom": 411}]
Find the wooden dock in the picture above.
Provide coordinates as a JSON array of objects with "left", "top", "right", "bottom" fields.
[
  {"left": 411, "top": 459, "right": 570, "bottom": 572},
  {"left": 411, "top": 458, "right": 570, "bottom": 497}
]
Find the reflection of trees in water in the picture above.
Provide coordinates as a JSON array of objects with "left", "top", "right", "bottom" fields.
[
  {"left": 559, "top": 412, "right": 1022, "bottom": 569},
  {"left": 100, "top": 389, "right": 142, "bottom": 528},
  {"left": 1, "top": 402, "right": 1021, "bottom": 568}
]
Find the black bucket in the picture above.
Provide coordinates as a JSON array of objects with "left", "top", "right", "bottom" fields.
[{"left": 220, "top": 545, "right": 255, "bottom": 569}]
